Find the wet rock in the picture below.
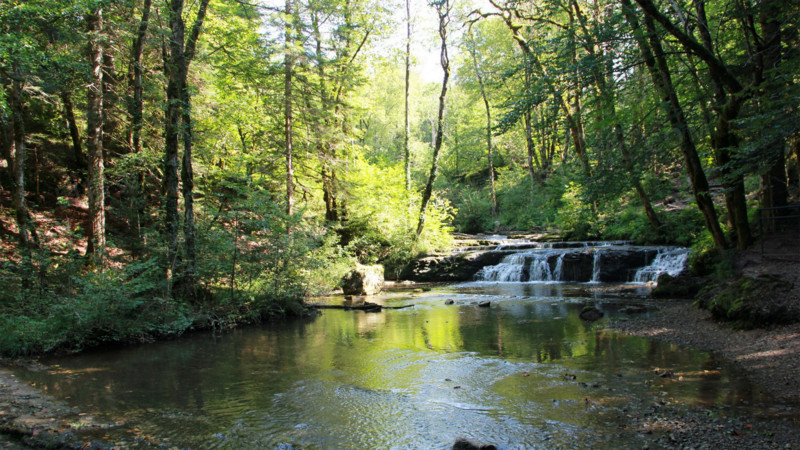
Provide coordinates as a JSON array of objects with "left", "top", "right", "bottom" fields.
[
  {"left": 579, "top": 306, "right": 603, "bottom": 321},
  {"left": 401, "top": 251, "right": 507, "bottom": 282},
  {"left": 593, "top": 248, "right": 659, "bottom": 282},
  {"left": 478, "top": 301, "right": 491, "bottom": 308},
  {"left": 452, "top": 437, "right": 497, "bottom": 450},
  {"left": 620, "top": 305, "right": 647, "bottom": 314},
  {"left": 445, "top": 299, "right": 455, "bottom": 305},
  {"left": 558, "top": 250, "right": 595, "bottom": 282},
  {"left": 342, "top": 264, "right": 384, "bottom": 296}
]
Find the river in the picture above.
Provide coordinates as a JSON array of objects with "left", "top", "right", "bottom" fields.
[{"left": 14, "top": 281, "right": 770, "bottom": 448}]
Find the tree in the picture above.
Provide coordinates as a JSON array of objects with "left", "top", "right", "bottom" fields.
[
  {"left": 416, "top": 0, "right": 451, "bottom": 241},
  {"left": 283, "top": 0, "right": 295, "bottom": 216},
  {"left": 465, "top": 29, "right": 497, "bottom": 217},
  {"left": 163, "top": 0, "right": 210, "bottom": 294},
  {"left": 85, "top": 5, "right": 106, "bottom": 264},
  {"left": 621, "top": 0, "right": 727, "bottom": 249},
  {"left": 404, "top": 0, "right": 412, "bottom": 192}
]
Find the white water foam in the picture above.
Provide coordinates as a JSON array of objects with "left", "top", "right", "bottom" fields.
[{"left": 633, "top": 248, "right": 690, "bottom": 283}]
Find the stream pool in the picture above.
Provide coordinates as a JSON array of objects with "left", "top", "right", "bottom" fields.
[{"left": 19, "top": 283, "right": 768, "bottom": 448}]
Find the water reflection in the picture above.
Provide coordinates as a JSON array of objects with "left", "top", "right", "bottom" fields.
[{"left": 20, "top": 283, "right": 767, "bottom": 448}]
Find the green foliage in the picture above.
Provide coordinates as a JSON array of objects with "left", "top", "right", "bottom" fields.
[
  {"left": 450, "top": 187, "right": 494, "bottom": 233},
  {"left": 339, "top": 153, "right": 453, "bottom": 276},
  {"left": 0, "top": 253, "right": 189, "bottom": 356},
  {"left": 695, "top": 276, "right": 796, "bottom": 329}
]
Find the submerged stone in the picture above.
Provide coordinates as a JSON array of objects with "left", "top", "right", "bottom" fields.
[{"left": 579, "top": 306, "right": 603, "bottom": 321}]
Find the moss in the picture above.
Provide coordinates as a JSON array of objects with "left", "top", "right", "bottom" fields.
[
  {"left": 696, "top": 276, "right": 795, "bottom": 329},
  {"left": 651, "top": 274, "right": 704, "bottom": 299}
]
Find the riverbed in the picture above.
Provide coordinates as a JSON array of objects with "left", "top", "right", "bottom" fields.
[{"left": 6, "top": 282, "right": 798, "bottom": 448}]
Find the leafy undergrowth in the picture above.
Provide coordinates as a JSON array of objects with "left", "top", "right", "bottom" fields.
[
  {"left": 0, "top": 194, "right": 323, "bottom": 357},
  {"left": 0, "top": 252, "right": 313, "bottom": 356}
]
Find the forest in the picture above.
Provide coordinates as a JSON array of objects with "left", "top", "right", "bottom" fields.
[{"left": 1, "top": 0, "right": 798, "bottom": 356}]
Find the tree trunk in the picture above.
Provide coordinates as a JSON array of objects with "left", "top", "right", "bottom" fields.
[
  {"left": 163, "top": 0, "right": 209, "bottom": 294},
  {"left": 617, "top": 125, "right": 661, "bottom": 231},
  {"left": 9, "top": 77, "right": 30, "bottom": 247},
  {"left": 164, "top": 0, "right": 186, "bottom": 287},
  {"left": 467, "top": 32, "right": 497, "bottom": 217},
  {"left": 693, "top": 0, "right": 751, "bottom": 249},
  {"left": 60, "top": 92, "right": 85, "bottom": 182},
  {"left": 128, "top": 0, "right": 151, "bottom": 155},
  {"left": 756, "top": 0, "right": 787, "bottom": 211},
  {"left": 86, "top": 7, "right": 106, "bottom": 264},
  {"left": 621, "top": 0, "right": 727, "bottom": 249},
  {"left": 416, "top": 0, "right": 450, "bottom": 241},
  {"left": 284, "top": 0, "right": 295, "bottom": 216},
  {"left": 0, "top": 108, "right": 11, "bottom": 189},
  {"left": 404, "top": 0, "right": 411, "bottom": 192},
  {"left": 572, "top": 0, "right": 660, "bottom": 234}
]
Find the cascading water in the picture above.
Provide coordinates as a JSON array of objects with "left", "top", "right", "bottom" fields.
[
  {"left": 474, "top": 242, "right": 689, "bottom": 284},
  {"left": 633, "top": 247, "right": 690, "bottom": 283}
]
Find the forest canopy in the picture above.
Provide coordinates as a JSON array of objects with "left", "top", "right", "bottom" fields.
[{"left": 1, "top": 0, "right": 798, "bottom": 355}]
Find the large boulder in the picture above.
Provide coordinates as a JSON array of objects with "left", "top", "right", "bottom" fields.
[
  {"left": 342, "top": 264, "right": 384, "bottom": 295},
  {"left": 651, "top": 273, "right": 704, "bottom": 298}
]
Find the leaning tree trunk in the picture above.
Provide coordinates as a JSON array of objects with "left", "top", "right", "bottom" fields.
[
  {"left": 415, "top": 0, "right": 450, "bottom": 241},
  {"left": 60, "top": 92, "right": 86, "bottom": 184},
  {"left": 621, "top": 0, "right": 727, "bottom": 249},
  {"left": 693, "top": 1, "right": 750, "bottom": 249},
  {"left": 86, "top": 7, "right": 106, "bottom": 264}
]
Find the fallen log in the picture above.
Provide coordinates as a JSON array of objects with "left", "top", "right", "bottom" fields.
[{"left": 309, "top": 302, "right": 414, "bottom": 311}]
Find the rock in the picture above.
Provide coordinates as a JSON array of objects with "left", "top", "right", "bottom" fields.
[
  {"left": 445, "top": 299, "right": 455, "bottom": 305},
  {"left": 620, "top": 305, "right": 647, "bottom": 314},
  {"left": 579, "top": 306, "right": 603, "bottom": 321},
  {"left": 558, "top": 250, "right": 595, "bottom": 282},
  {"left": 593, "top": 248, "right": 658, "bottom": 282},
  {"left": 651, "top": 273, "right": 704, "bottom": 299},
  {"left": 401, "top": 250, "right": 507, "bottom": 282},
  {"left": 695, "top": 275, "right": 798, "bottom": 329},
  {"left": 478, "top": 301, "right": 491, "bottom": 308},
  {"left": 452, "top": 437, "right": 497, "bottom": 450},
  {"left": 342, "top": 264, "right": 384, "bottom": 296}
]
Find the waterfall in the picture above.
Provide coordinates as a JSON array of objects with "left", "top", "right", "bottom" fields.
[
  {"left": 471, "top": 241, "right": 689, "bottom": 284},
  {"left": 633, "top": 248, "right": 690, "bottom": 283},
  {"left": 477, "top": 250, "right": 563, "bottom": 282},
  {"left": 552, "top": 254, "right": 565, "bottom": 281},
  {"left": 477, "top": 252, "right": 529, "bottom": 281},
  {"left": 529, "top": 253, "right": 553, "bottom": 281},
  {"left": 591, "top": 248, "right": 603, "bottom": 282}
]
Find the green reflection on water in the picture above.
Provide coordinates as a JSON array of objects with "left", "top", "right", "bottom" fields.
[{"left": 20, "top": 285, "right": 765, "bottom": 448}]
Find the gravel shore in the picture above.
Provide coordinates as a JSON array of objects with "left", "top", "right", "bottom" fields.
[{"left": 608, "top": 301, "right": 800, "bottom": 449}]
